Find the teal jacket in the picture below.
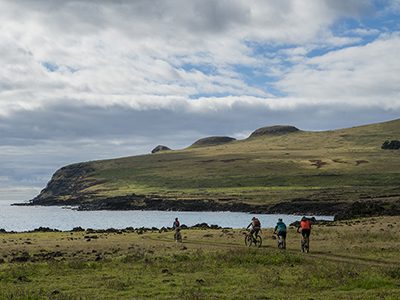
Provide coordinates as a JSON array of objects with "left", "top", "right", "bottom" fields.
[{"left": 274, "top": 221, "right": 287, "bottom": 233}]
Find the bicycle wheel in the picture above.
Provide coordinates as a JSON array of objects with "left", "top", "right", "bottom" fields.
[
  {"left": 278, "top": 237, "right": 284, "bottom": 249},
  {"left": 305, "top": 237, "right": 309, "bottom": 253},
  {"left": 255, "top": 235, "right": 262, "bottom": 247},
  {"left": 244, "top": 234, "right": 253, "bottom": 247}
]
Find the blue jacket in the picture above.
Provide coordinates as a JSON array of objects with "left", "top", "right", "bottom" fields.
[{"left": 275, "top": 221, "right": 287, "bottom": 233}]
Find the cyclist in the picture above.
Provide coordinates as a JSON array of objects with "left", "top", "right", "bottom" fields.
[
  {"left": 246, "top": 217, "right": 261, "bottom": 243},
  {"left": 273, "top": 218, "right": 287, "bottom": 249},
  {"left": 173, "top": 217, "right": 181, "bottom": 242},
  {"left": 297, "top": 216, "right": 312, "bottom": 252}
]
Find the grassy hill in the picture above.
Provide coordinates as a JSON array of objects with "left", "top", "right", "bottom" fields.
[{"left": 31, "top": 119, "right": 400, "bottom": 217}]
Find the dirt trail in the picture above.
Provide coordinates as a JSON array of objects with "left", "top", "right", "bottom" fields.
[{"left": 145, "top": 235, "right": 399, "bottom": 268}]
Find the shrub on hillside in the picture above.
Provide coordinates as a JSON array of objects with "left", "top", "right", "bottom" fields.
[{"left": 381, "top": 140, "right": 400, "bottom": 150}]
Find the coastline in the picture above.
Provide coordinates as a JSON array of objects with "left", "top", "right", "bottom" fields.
[{"left": 15, "top": 193, "right": 400, "bottom": 220}]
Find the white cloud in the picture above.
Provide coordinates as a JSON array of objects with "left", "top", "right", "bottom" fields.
[
  {"left": 0, "top": 0, "right": 380, "bottom": 115},
  {"left": 0, "top": 0, "right": 399, "bottom": 190},
  {"left": 276, "top": 33, "right": 400, "bottom": 109}
]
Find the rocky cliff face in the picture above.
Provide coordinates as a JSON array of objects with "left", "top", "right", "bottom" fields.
[{"left": 31, "top": 162, "right": 100, "bottom": 205}]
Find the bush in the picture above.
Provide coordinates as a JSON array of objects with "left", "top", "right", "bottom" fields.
[{"left": 381, "top": 140, "right": 400, "bottom": 149}]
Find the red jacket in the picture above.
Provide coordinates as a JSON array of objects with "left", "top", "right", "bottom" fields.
[{"left": 300, "top": 220, "right": 311, "bottom": 230}]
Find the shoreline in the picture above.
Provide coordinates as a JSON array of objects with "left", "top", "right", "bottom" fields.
[
  {"left": 0, "top": 217, "right": 334, "bottom": 234},
  {"left": 15, "top": 193, "right": 400, "bottom": 220}
]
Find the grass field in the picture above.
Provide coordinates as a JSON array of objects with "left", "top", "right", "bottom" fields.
[
  {"left": 1, "top": 216, "right": 399, "bottom": 299},
  {"left": 33, "top": 119, "right": 400, "bottom": 212}
]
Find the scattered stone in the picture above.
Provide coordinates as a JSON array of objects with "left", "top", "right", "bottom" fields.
[
  {"left": 16, "top": 275, "right": 31, "bottom": 282},
  {"left": 84, "top": 235, "right": 99, "bottom": 239},
  {"left": 196, "top": 278, "right": 205, "bottom": 285},
  {"left": 71, "top": 226, "right": 85, "bottom": 232},
  {"left": 159, "top": 227, "right": 168, "bottom": 233},
  {"left": 95, "top": 254, "right": 103, "bottom": 261},
  {"left": 31, "top": 227, "right": 61, "bottom": 233},
  {"left": 192, "top": 223, "right": 210, "bottom": 229},
  {"left": 11, "top": 252, "right": 30, "bottom": 263}
]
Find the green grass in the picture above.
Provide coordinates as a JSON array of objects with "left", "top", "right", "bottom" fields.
[
  {"left": 0, "top": 216, "right": 400, "bottom": 299},
  {"left": 37, "top": 118, "right": 400, "bottom": 207}
]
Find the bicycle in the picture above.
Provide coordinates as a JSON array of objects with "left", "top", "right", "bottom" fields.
[
  {"left": 244, "top": 230, "right": 262, "bottom": 247},
  {"left": 301, "top": 235, "right": 309, "bottom": 253},
  {"left": 174, "top": 228, "right": 182, "bottom": 243},
  {"left": 275, "top": 233, "right": 286, "bottom": 249}
]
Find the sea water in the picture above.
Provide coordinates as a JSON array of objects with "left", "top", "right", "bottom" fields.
[{"left": 0, "top": 199, "right": 333, "bottom": 232}]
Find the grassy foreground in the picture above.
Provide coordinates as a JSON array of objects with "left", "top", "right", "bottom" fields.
[{"left": 1, "top": 217, "right": 400, "bottom": 299}]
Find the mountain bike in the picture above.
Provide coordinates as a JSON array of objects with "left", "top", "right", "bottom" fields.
[
  {"left": 301, "top": 236, "right": 309, "bottom": 253},
  {"left": 174, "top": 228, "right": 182, "bottom": 243},
  {"left": 244, "top": 231, "right": 262, "bottom": 247},
  {"left": 275, "top": 233, "right": 286, "bottom": 249},
  {"left": 297, "top": 228, "right": 310, "bottom": 253}
]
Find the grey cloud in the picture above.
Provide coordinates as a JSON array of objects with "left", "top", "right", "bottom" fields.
[
  {"left": 324, "top": 0, "right": 374, "bottom": 17},
  {"left": 1, "top": 100, "right": 398, "bottom": 189},
  {"left": 2, "top": 100, "right": 399, "bottom": 146},
  {"left": 4, "top": 0, "right": 249, "bottom": 37},
  {"left": 2, "top": 0, "right": 373, "bottom": 42}
]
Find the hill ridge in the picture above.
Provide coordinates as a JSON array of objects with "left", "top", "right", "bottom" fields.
[{"left": 29, "top": 118, "right": 400, "bottom": 219}]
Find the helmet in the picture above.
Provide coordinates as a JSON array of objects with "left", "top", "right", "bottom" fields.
[
  {"left": 301, "top": 216, "right": 307, "bottom": 221},
  {"left": 252, "top": 217, "right": 256, "bottom": 220},
  {"left": 278, "top": 218, "right": 282, "bottom": 222}
]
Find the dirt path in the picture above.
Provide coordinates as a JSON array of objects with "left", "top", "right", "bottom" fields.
[{"left": 145, "top": 235, "right": 399, "bottom": 268}]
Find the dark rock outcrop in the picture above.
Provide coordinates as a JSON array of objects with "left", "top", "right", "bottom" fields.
[
  {"left": 249, "top": 125, "right": 300, "bottom": 138},
  {"left": 381, "top": 140, "right": 400, "bottom": 150},
  {"left": 151, "top": 145, "right": 171, "bottom": 153},
  {"left": 190, "top": 136, "right": 236, "bottom": 148}
]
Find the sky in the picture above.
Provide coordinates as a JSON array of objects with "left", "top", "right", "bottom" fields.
[{"left": 0, "top": 0, "right": 400, "bottom": 199}]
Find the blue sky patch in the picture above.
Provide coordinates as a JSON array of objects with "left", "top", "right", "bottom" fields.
[{"left": 41, "top": 61, "right": 59, "bottom": 72}]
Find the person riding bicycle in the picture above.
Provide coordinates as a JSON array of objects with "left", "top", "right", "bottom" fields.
[
  {"left": 297, "top": 216, "right": 312, "bottom": 252},
  {"left": 273, "top": 218, "right": 287, "bottom": 249},
  {"left": 173, "top": 217, "right": 181, "bottom": 242},
  {"left": 247, "top": 217, "right": 261, "bottom": 242}
]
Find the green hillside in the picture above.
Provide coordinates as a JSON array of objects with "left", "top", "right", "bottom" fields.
[{"left": 32, "top": 119, "right": 400, "bottom": 217}]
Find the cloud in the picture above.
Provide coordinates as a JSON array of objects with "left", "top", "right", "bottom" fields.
[
  {"left": 0, "top": 0, "right": 399, "bottom": 190},
  {"left": 276, "top": 33, "right": 400, "bottom": 108}
]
